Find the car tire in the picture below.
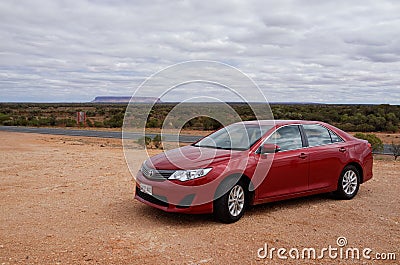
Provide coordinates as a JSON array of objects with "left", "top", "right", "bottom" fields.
[
  {"left": 335, "top": 165, "right": 360, "bottom": 200},
  {"left": 214, "top": 180, "right": 247, "bottom": 223}
]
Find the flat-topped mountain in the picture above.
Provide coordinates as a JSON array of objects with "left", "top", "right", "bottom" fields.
[{"left": 91, "top": 96, "right": 161, "bottom": 103}]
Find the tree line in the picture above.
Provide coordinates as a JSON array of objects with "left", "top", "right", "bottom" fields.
[{"left": 0, "top": 103, "right": 399, "bottom": 133}]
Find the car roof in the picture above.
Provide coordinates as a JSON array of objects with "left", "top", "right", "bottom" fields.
[
  {"left": 238, "top": 120, "right": 353, "bottom": 141},
  {"left": 239, "top": 120, "right": 318, "bottom": 126}
]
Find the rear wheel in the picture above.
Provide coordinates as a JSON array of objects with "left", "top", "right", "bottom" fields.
[
  {"left": 335, "top": 165, "right": 360, "bottom": 199},
  {"left": 214, "top": 180, "right": 247, "bottom": 223}
]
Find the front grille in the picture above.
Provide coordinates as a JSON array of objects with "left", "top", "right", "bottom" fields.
[
  {"left": 136, "top": 187, "right": 169, "bottom": 207},
  {"left": 141, "top": 164, "right": 175, "bottom": 181}
]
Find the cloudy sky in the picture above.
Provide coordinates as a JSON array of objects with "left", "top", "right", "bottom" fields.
[{"left": 1, "top": 0, "right": 400, "bottom": 104}]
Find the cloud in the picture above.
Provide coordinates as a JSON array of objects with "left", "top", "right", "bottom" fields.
[{"left": 0, "top": 0, "right": 399, "bottom": 103}]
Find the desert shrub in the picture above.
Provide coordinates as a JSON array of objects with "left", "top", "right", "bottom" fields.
[
  {"left": 49, "top": 115, "right": 56, "bottom": 126},
  {"left": 137, "top": 136, "right": 152, "bottom": 148},
  {"left": 86, "top": 111, "right": 96, "bottom": 117},
  {"left": 0, "top": 113, "right": 10, "bottom": 124},
  {"left": 146, "top": 117, "right": 161, "bottom": 128},
  {"left": 390, "top": 142, "right": 400, "bottom": 160},
  {"left": 86, "top": 118, "right": 93, "bottom": 127},
  {"left": 337, "top": 123, "right": 357, "bottom": 132},
  {"left": 10, "top": 116, "right": 28, "bottom": 126},
  {"left": 93, "top": 121, "right": 104, "bottom": 128},
  {"left": 203, "top": 117, "right": 222, "bottom": 130},
  {"left": 104, "top": 113, "right": 123, "bottom": 128},
  {"left": 385, "top": 122, "right": 398, "bottom": 133},
  {"left": 153, "top": 134, "right": 162, "bottom": 149},
  {"left": 56, "top": 119, "right": 76, "bottom": 127}
]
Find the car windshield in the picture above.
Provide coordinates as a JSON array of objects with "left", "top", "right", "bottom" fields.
[{"left": 193, "top": 123, "right": 272, "bottom": 150}]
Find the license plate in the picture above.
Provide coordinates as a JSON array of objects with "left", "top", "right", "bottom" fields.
[{"left": 140, "top": 183, "right": 152, "bottom": 195}]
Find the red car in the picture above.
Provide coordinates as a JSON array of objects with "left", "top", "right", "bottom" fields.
[{"left": 135, "top": 120, "right": 373, "bottom": 223}]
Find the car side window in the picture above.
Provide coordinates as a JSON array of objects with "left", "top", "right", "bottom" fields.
[
  {"left": 329, "top": 130, "right": 344, "bottom": 143},
  {"left": 303, "top": 124, "right": 334, "bottom": 147},
  {"left": 265, "top": 125, "right": 303, "bottom": 151}
]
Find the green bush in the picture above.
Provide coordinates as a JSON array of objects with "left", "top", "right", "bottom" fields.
[
  {"left": 12, "top": 116, "right": 28, "bottom": 126},
  {"left": 137, "top": 136, "right": 152, "bottom": 148},
  {"left": 390, "top": 142, "right": 400, "bottom": 160},
  {"left": 354, "top": 133, "right": 384, "bottom": 152},
  {"left": 86, "top": 118, "right": 93, "bottom": 127},
  {"left": 104, "top": 113, "right": 123, "bottom": 128},
  {"left": 56, "top": 119, "right": 76, "bottom": 127},
  {"left": 0, "top": 113, "right": 10, "bottom": 124},
  {"left": 153, "top": 134, "right": 162, "bottom": 149},
  {"left": 146, "top": 118, "right": 161, "bottom": 128},
  {"left": 93, "top": 121, "right": 104, "bottom": 128}
]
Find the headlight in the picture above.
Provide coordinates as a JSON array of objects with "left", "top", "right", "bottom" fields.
[{"left": 168, "top": 168, "right": 212, "bottom": 182}]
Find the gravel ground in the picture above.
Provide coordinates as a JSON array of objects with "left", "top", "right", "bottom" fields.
[{"left": 0, "top": 131, "right": 399, "bottom": 264}]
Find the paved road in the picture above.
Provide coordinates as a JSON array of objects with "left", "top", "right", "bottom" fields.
[
  {"left": 0, "top": 126, "right": 202, "bottom": 143},
  {"left": 0, "top": 126, "right": 394, "bottom": 154},
  {"left": 377, "top": 144, "right": 394, "bottom": 155}
]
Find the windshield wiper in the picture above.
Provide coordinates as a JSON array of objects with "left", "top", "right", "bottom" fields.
[
  {"left": 230, "top": 147, "right": 247, "bottom": 151},
  {"left": 193, "top": 144, "right": 225, "bottom": 149},
  {"left": 193, "top": 144, "right": 245, "bottom": 151}
]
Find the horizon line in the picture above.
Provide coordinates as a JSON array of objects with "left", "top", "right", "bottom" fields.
[{"left": 0, "top": 101, "right": 399, "bottom": 106}]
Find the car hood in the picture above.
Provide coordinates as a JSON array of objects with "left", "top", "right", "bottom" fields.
[{"left": 147, "top": 145, "right": 243, "bottom": 170}]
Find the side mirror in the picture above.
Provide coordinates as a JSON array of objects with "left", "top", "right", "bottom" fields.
[{"left": 259, "top": 143, "right": 281, "bottom": 154}]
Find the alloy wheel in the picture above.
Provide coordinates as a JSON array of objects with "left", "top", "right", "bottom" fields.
[
  {"left": 228, "top": 185, "right": 245, "bottom": 217},
  {"left": 342, "top": 170, "right": 358, "bottom": 195}
]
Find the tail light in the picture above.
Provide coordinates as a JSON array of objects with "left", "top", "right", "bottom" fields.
[{"left": 367, "top": 143, "right": 372, "bottom": 149}]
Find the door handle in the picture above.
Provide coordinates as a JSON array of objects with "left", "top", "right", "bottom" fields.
[
  {"left": 339, "top": 147, "right": 346, "bottom": 153},
  {"left": 299, "top": 153, "right": 308, "bottom": 159}
]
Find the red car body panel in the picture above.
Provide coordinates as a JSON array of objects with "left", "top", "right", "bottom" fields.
[
  {"left": 135, "top": 120, "right": 373, "bottom": 214},
  {"left": 255, "top": 148, "right": 309, "bottom": 198}
]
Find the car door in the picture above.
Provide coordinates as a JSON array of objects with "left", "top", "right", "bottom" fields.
[
  {"left": 257, "top": 125, "right": 309, "bottom": 199},
  {"left": 302, "top": 124, "right": 349, "bottom": 190}
]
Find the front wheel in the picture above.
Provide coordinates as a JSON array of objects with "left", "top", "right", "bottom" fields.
[
  {"left": 214, "top": 180, "right": 247, "bottom": 223},
  {"left": 335, "top": 165, "right": 360, "bottom": 199}
]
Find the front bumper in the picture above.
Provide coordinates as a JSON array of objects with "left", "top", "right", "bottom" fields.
[{"left": 134, "top": 171, "right": 214, "bottom": 214}]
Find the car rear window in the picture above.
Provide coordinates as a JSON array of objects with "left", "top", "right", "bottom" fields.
[
  {"left": 303, "top": 124, "right": 334, "bottom": 147},
  {"left": 329, "top": 130, "right": 344, "bottom": 143}
]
